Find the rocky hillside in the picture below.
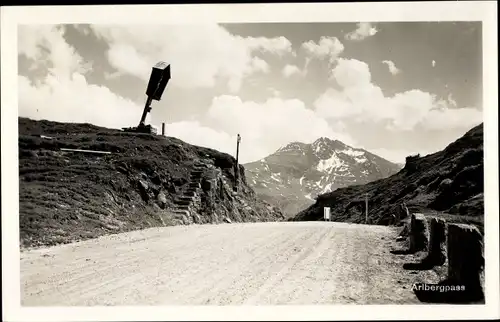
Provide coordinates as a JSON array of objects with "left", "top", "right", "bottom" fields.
[
  {"left": 244, "top": 137, "right": 401, "bottom": 217},
  {"left": 291, "top": 124, "right": 484, "bottom": 232},
  {"left": 18, "top": 117, "right": 284, "bottom": 248}
]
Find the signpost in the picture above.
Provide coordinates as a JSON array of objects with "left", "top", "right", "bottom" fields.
[
  {"left": 234, "top": 134, "right": 241, "bottom": 192},
  {"left": 365, "top": 194, "right": 369, "bottom": 224},
  {"left": 138, "top": 62, "right": 171, "bottom": 128},
  {"left": 323, "top": 207, "right": 331, "bottom": 222},
  {"left": 123, "top": 61, "right": 171, "bottom": 135}
]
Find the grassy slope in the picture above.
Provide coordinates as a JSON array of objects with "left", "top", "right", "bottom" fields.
[
  {"left": 18, "top": 117, "right": 283, "bottom": 248},
  {"left": 291, "top": 124, "right": 484, "bottom": 233}
]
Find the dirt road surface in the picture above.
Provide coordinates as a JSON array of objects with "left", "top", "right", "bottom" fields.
[{"left": 21, "top": 221, "right": 439, "bottom": 305}]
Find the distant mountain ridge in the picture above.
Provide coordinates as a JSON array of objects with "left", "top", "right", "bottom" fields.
[
  {"left": 290, "top": 123, "right": 484, "bottom": 231},
  {"left": 244, "top": 137, "right": 402, "bottom": 217}
]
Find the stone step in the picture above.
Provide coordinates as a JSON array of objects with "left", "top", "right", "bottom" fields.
[
  {"left": 177, "top": 204, "right": 190, "bottom": 210},
  {"left": 177, "top": 195, "right": 193, "bottom": 201},
  {"left": 175, "top": 198, "right": 191, "bottom": 206},
  {"left": 192, "top": 213, "right": 201, "bottom": 224},
  {"left": 171, "top": 209, "right": 189, "bottom": 215},
  {"left": 172, "top": 218, "right": 185, "bottom": 225}
]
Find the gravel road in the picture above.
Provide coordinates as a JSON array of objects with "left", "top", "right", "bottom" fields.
[{"left": 21, "top": 221, "right": 437, "bottom": 305}]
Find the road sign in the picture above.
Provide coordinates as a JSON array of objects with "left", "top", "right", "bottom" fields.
[{"left": 323, "top": 207, "right": 331, "bottom": 221}]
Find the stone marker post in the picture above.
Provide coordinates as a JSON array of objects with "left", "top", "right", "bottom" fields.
[
  {"left": 426, "top": 218, "right": 447, "bottom": 266},
  {"left": 409, "top": 213, "right": 429, "bottom": 253},
  {"left": 447, "top": 223, "right": 484, "bottom": 299}
]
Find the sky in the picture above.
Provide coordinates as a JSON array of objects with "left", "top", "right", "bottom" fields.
[{"left": 18, "top": 22, "right": 483, "bottom": 164}]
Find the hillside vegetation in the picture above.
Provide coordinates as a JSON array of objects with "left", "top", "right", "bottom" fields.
[
  {"left": 18, "top": 117, "right": 283, "bottom": 248},
  {"left": 291, "top": 124, "right": 484, "bottom": 233}
]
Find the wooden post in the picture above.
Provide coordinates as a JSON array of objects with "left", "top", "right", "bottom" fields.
[
  {"left": 161, "top": 122, "right": 165, "bottom": 136},
  {"left": 234, "top": 134, "right": 241, "bottom": 191},
  {"left": 139, "top": 96, "right": 153, "bottom": 127},
  {"left": 365, "top": 194, "right": 369, "bottom": 224}
]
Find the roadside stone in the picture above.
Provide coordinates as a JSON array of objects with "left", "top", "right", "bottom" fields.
[
  {"left": 157, "top": 191, "right": 167, "bottom": 209},
  {"left": 409, "top": 213, "right": 429, "bottom": 253}
]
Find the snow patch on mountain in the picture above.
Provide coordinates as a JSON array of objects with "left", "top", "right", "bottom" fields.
[
  {"left": 356, "top": 156, "right": 368, "bottom": 163},
  {"left": 317, "top": 152, "right": 343, "bottom": 172},
  {"left": 340, "top": 148, "right": 364, "bottom": 157},
  {"left": 320, "top": 182, "right": 333, "bottom": 194}
]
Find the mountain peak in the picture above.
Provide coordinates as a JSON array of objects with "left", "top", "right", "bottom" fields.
[
  {"left": 276, "top": 141, "right": 308, "bottom": 153},
  {"left": 311, "top": 137, "right": 349, "bottom": 157},
  {"left": 313, "top": 137, "right": 333, "bottom": 144},
  {"left": 312, "top": 136, "right": 348, "bottom": 146},
  {"left": 245, "top": 136, "right": 402, "bottom": 218}
]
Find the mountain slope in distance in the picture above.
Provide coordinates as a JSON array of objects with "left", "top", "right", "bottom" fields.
[
  {"left": 244, "top": 137, "right": 402, "bottom": 218},
  {"left": 290, "top": 123, "right": 484, "bottom": 233}
]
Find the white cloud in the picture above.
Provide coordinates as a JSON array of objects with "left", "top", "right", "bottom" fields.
[
  {"left": 421, "top": 105, "right": 483, "bottom": 131},
  {"left": 282, "top": 64, "right": 301, "bottom": 77},
  {"left": 164, "top": 121, "right": 236, "bottom": 156},
  {"left": 205, "top": 95, "right": 353, "bottom": 163},
  {"left": 315, "top": 58, "right": 482, "bottom": 131},
  {"left": 382, "top": 60, "right": 401, "bottom": 75},
  {"left": 268, "top": 88, "right": 281, "bottom": 97},
  {"left": 331, "top": 58, "right": 372, "bottom": 88},
  {"left": 19, "top": 74, "right": 142, "bottom": 129},
  {"left": 244, "top": 36, "right": 294, "bottom": 56},
  {"left": 301, "top": 36, "right": 344, "bottom": 64},
  {"left": 345, "top": 22, "right": 378, "bottom": 41},
  {"left": 432, "top": 60, "right": 436, "bottom": 67},
  {"left": 17, "top": 25, "right": 145, "bottom": 129},
  {"left": 18, "top": 25, "right": 87, "bottom": 79},
  {"left": 447, "top": 93, "right": 457, "bottom": 107},
  {"left": 251, "top": 57, "right": 270, "bottom": 74},
  {"left": 367, "top": 148, "right": 434, "bottom": 164},
  {"left": 89, "top": 24, "right": 292, "bottom": 93}
]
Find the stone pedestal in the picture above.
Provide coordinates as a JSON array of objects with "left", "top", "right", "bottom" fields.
[
  {"left": 447, "top": 223, "right": 484, "bottom": 296},
  {"left": 409, "top": 213, "right": 429, "bottom": 253},
  {"left": 426, "top": 218, "right": 447, "bottom": 266}
]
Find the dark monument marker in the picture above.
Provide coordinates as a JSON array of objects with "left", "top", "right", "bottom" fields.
[{"left": 123, "top": 61, "right": 171, "bottom": 134}]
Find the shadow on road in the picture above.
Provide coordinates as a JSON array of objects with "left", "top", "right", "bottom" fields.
[
  {"left": 403, "top": 253, "right": 446, "bottom": 271},
  {"left": 403, "top": 261, "right": 435, "bottom": 271},
  {"left": 390, "top": 248, "right": 415, "bottom": 255}
]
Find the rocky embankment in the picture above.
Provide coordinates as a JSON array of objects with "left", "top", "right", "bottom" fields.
[{"left": 18, "top": 117, "right": 284, "bottom": 248}]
